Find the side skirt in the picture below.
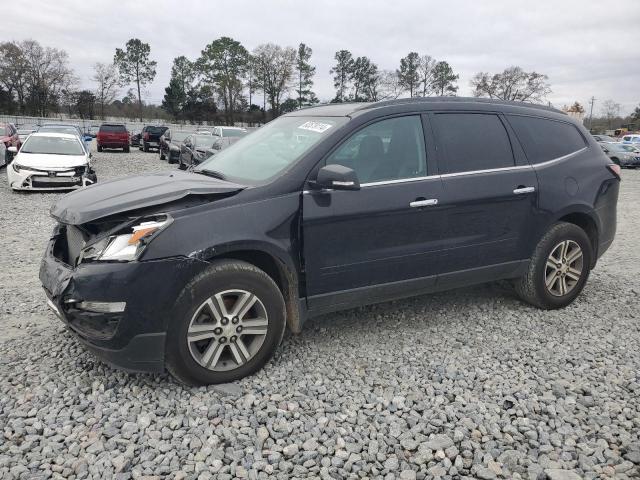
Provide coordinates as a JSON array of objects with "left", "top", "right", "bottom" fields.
[{"left": 305, "top": 260, "right": 529, "bottom": 318}]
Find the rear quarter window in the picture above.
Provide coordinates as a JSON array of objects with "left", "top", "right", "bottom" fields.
[{"left": 506, "top": 115, "right": 586, "bottom": 164}]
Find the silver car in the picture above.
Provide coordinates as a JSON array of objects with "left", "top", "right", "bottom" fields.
[{"left": 600, "top": 142, "right": 640, "bottom": 168}]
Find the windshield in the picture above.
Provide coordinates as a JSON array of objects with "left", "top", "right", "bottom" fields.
[
  {"left": 222, "top": 128, "right": 247, "bottom": 138},
  {"left": 171, "top": 132, "right": 189, "bottom": 142},
  {"left": 619, "top": 144, "right": 637, "bottom": 152},
  {"left": 21, "top": 136, "right": 85, "bottom": 155},
  {"left": 194, "top": 135, "right": 219, "bottom": 148},
  {"left": 39, "top": 126, "right": 80, "bottom": 136},
  {"left": 196, "top": 116, "right": 347, "bottom": 184}
]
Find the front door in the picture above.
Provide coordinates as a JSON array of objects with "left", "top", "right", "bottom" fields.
[{"left": 302, "top": 115, "right": 446, "bottom": 312}]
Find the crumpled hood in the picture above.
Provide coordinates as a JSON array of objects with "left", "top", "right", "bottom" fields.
[{"left": 51, "top": 170, "right": 245, "bottom": 225}]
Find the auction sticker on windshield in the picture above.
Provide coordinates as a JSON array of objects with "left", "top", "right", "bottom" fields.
[{"left": 298, "top": 121, "right": 333, "bottom": 133}]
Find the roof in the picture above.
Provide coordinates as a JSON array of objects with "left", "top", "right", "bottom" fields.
[
  {"left": 28, "top": 132, "right": 81, "bottom": 140},
  {"left": 288, "top": 97, "right": 565, "bottom": 117}
]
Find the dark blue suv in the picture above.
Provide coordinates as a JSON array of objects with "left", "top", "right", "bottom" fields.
[{"left": 41, "top": 98, "right": 620, "bottom": 385}]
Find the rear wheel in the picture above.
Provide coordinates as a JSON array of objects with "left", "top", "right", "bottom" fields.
[
  {"left": 97, "top": 145, "right": 103, "bottom": 152},
  {"left": 166, "top": 260, "right": 286, "bottom": 385},
  {"left": 143, "top": 142, "right": 149, "bottom": 152},
  {"left": 515, "top": 222, "right": 592, "bottom": 309},
  {"left": 159, "top": 149, "right": 165, "bottom": 160},
  {"left": 124, "top": 146, "right": 130, "bottom": 153}
]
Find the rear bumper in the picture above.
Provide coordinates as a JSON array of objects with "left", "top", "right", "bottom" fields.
[
  {"left": 97, "top": 142, "right": 128, "bottom": 148},
  {"left": 39, "top": 225, "right": 209, "bottom": 373}
]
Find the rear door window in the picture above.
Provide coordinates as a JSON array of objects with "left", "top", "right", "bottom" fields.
[
  {"left": 506, "top": 115, "right": 586, "bottom": 164},
  {"left": 432, "top": 113, "right": 514, "bottom": 174}
]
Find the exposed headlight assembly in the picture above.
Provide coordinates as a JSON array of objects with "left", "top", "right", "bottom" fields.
[
  {"left": 79, "top": 216, "right": 172, "bottom": 263},
  {"left": 12, "top": 163, "right": 39, "bottom": 173}
]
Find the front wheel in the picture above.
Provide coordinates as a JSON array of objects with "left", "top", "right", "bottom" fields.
[
  {"left": 515, "top": 222, "right": 592, "bottom": 309},
  {"left": 97, "top": 145, "right": 103, "bottom": 152},
  {"left": 166, "top": 260, "right": 286, "bottom": 385}
]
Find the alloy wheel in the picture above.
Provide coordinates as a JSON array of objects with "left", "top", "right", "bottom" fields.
[
  {"left": 544, "top": 240, "right": 584, "bottom": 297},
  {"left": 187, "top": 289, "right": 269, "bottom": 371}
]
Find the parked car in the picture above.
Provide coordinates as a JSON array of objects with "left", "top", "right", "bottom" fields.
[
  {"left": 96, "top": 124, "right": 130, "bottom": 152},
  {"left": 41, "top": 98, "right": 619, "bottom": 385},
  {"left": 17, "top": 124, "right": 39, "bottom": 142},
  {"left": 140, "top": 125, "right": 169, "bottom": 152},
  {"left": 620, "top": 134, "right": 640, "bottom": 148},
  {"left": 600, "top": 142, "right": 640, "bottom": 168},
  {"left": 1, "top": 122, "right": 22, "bottom": 167},
  {"left": 38, "top": 124, "right": 92, "bottom": 153},
  {"left": 592, "top": 134, "right": 617, "bottom": 143},
  {"left": 211, "top": 126, "right": 248, "bottom": 149},
  {"left": 159, "top": 130, "right": 189, "bottom": 164},
  {"left": 85, "top": 125, "right": 99, "bottom": 138},
  {"left": 130, "top": 131, "right": 142, "bottom": 147},
  {"left": 178, "top": 134, "right": 223, "bottom": 169},
  {"left": 7, "top": 132, "right": 96, "bottom": 191}
]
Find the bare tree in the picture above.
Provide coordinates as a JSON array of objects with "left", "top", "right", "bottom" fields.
[
  {"left": 418, "top": 54, "right": 437, "bottom": 97},
  {"left": 21, "top": 40, "right": 76, "bottom": 116},
  {"left": 252, "top": 44, "right": 296, "bottom": 117},
  {"left": 377, "top": 70, "right": 403, "bottom": 100},
  {"left": 601, "top": 99, "right": 621, "bottom": 128},
  {"left": 471, "top": 66, "right": 550, "bottom": 103},
  {"left": 92, "top": 63, "right": 119, "bottom": 119}
]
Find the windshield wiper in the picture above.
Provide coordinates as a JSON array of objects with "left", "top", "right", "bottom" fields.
[{"left": 193, "top": 168, "right": 226, "bottom": 180}]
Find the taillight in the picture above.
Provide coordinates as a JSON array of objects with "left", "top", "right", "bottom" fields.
[
  {"left": 144, "top": 132, "right": 149, "bottom": 140},
  {"left": 607, "top": 163, "right": 621, "bottom": 180}
]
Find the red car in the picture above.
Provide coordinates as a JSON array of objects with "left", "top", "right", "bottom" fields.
[
  {"left": 0, "top": 122, "right": 21, "bottom": 167},
  {"left": 96, "top": 123, "right": 130, "bottom": 152}
]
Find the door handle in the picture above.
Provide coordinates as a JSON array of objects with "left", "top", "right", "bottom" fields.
[
  {"left": 410, "top": 198, "right": 438, "bottom": 208},
  {"left": 513, "top": 186, "right": 535, "bottom": 195}
]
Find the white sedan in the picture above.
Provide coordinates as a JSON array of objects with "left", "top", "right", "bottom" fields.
[{"left": 7, "top": 132, "right": 97, "bottom": 191}]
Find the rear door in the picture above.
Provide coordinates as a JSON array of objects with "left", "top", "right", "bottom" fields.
[
  {"left": 302, "top": 114, "right": 446, "bottom": 311},
  {"left": 431, "top": 112, "right": 538, "bottom": 284}
]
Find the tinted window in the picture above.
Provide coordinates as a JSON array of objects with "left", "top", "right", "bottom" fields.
[
  {"left": 100, "top": 124, "right": 127, "bottom": 133},
  {"left": 145, "top": 126, "right": 167, "bottom": 135},
  {"left": 432, "top": 113, "right": 514, "bottom": 174},
  {"left": 507, "top": 115, "right": 586, "bottom": 164},
  {"left": 326, "top": 115, "right": 427, "bottom": 184}
]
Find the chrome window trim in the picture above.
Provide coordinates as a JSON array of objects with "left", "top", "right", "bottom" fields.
[{"left": 304, "top": 146, "right": 589, "bottom": 191}]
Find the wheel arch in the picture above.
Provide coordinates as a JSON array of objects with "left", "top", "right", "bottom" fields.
[
  {"left": 554, "top": 209, "right": 600, "bottom": 267},
  {"left": 199, "top": 245, "right": 305, "bottom": 334}
]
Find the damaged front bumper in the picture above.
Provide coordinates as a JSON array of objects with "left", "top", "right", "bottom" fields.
[
  {"left": 8, "top": 165, "right": 96, "bottom": 191},
  {"left": 39, "top": 224, "right": 208, "bottom": 373}
]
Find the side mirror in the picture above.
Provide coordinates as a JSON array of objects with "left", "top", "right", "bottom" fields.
[
  {"left": 8, "top": 146, "right": 18, "bottom": 154},
  {"left": 311, "top": 164, "right": 360, "bottom": 191}
]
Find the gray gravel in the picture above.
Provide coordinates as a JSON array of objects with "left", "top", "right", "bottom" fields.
[{"left": 1, "top": 144, "right": 639, "bottom": 480}]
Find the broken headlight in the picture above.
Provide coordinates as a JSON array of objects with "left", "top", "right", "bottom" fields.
[{"left": 79, "top": 216, "right": 171, "bottom": 262}]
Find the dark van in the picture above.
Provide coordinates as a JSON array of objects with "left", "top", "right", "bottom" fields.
[{"left": 41, "top": 98, "right": 619, "bottom": 385}]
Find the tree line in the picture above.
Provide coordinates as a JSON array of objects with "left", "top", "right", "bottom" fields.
[{"left": 1, "top": 37, "right": 638, "bottom": 131}]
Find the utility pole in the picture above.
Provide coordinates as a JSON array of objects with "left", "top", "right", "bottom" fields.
[{"left": 588, "top": 96, "right": 596, "bottom": 131}]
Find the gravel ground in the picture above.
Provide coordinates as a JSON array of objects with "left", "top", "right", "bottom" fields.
[{"left": 0, "top": 145, "right": 638, "bottom": 480}]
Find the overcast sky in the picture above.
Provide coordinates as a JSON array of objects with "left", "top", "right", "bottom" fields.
[{"left": 6, "top": 0, "right": 640, "bottom": 115}]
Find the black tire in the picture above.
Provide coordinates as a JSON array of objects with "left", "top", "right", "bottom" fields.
[
  {"left": 143, "top": 142, "right": 149, "bottom": 152},
  {"left": 515, "top": 222, "right": 592, "bottom": 309},
  {"left": 97, "top": 145, "right": 103, "bottom": 152},
  {"left": 159, "top": 149, "right": 165, "bottom": 160},
  {"left": 165, "top": 260, "right": 286, "bottom": 386},
  {"left": 124, "top": 146, "right": 130, "bottom": 153}
]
